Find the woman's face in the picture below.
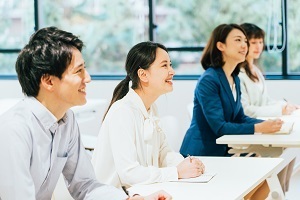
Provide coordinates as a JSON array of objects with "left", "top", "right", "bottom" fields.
[
  {"left": 144, "top": 48, "right": 175, "bottom": 96},
  {"left": 219, "top": 28, "right": 248, "bottom": 64},
  {"left": 248, "top": 38, "right": 264, "bottom": 59}
]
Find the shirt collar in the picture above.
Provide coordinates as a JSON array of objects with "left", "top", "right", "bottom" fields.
[
  {"left": 24, "top": 97, "right": 69, "bottom": 133},
  {"left": 126, "top": 88, "right": 151, "bottom": 118}
]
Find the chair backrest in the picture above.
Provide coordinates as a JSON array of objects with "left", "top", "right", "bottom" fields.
[
  {"left": 160, "top": 115, "right": 182, "bottom": 152},
  {"left": 187, "top": 102, "right": 194, "bottom": 120},
  {"left": 71, "top": 99, "right": 108, "bottom": 137}
]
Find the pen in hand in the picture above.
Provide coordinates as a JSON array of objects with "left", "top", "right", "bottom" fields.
[
  {"left": 187, "top": 154, "right": 192, "bottom": 163},
  {"left": 122, "top": 186, "right": 129, "bottom": 196}
]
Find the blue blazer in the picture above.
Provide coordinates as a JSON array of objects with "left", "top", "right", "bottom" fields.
[{"left": 180, "top": 67, "right": 262, "bottom": 156}]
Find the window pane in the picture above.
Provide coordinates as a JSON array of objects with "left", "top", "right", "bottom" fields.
[
  {"left": 156, "top": 0, "right": 284, "bottom": 74},
  {"left": 169, "top": 51, "right": 203, "bottom": 75},
  {"left": 0, "top": 53, "right": 18, "bottom": 74},
  {"left": 288, "top": 0, "right": 300, "bottom": 74},
  {"left": 0, "top": 0, "right": 34, "bottom": 49},
  {"left": 40, "top": 0, "right": 148, "bottom": 74},
  {"left": 259, "top": 51, "right": 282, "bottom": 74}
]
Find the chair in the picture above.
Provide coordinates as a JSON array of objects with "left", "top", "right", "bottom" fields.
[
  {"left": 160, "top": 115, "right": 182, "bottom": 152},
  {"left": 187, "top": 102, "right": 193, "bottom": 120}
]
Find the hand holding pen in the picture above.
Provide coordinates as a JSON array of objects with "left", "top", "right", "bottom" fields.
[
  {"left": 282, "top": 98, "right": 299, "bottom": 115},
  {"left": 176, "top": 154, "right": 205, "bottom": 179},
  {"left": 255, "top": 118, "right": 283, "bottom": 134}
]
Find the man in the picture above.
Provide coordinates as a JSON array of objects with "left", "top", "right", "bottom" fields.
[{"left": 0, "top": 27, "right": 171, "bottom": 200}]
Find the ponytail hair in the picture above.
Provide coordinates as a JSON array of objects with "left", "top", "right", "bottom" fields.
[{"left": 103, "top": 41, "right": 167, "bottom": 121}]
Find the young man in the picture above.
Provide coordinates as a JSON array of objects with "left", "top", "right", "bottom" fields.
[{"left": 0, "top": 27, "right": 171, "bottom": 200}]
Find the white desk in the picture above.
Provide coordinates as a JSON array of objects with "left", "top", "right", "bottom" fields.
[
  {"left": 128, "top": 157, "right": 283, "bottom": 200},
  {"left": 216, "top": 116, "right": 300, "bottom": 157}
]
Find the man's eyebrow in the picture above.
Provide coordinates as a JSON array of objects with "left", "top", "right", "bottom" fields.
[{"left": 73, "top": 62, "right": 85, "bottom": 70}]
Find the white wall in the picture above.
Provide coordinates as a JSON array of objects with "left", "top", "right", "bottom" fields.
[{"left": 1, "top": 79, "right": 300, "bottom": 146}]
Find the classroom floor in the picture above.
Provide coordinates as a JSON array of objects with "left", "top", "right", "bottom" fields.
[{"left": 285, "top": 168, "right": 300, "bottom": 200}]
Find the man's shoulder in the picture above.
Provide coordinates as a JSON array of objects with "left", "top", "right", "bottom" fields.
[{"left": 0, "top": 102, "right": 33, "bottom": 133}]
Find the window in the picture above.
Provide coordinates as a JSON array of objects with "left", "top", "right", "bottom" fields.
[
  {"left": 0, "top": 0, "right": 34, "bottom": 74},
  {"left": 1, "top": 0, "right": 299, "bottom": 78}
]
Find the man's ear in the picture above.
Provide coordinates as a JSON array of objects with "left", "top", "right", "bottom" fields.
[
  {"left": 216, "top": 41, "right": 225, "bottom": 52},
  {"left": 137, "top": 68, "right": 148, "bottom": 83},
  {"left": 40, "top": 74, "right": 55, "bottom": 91}
]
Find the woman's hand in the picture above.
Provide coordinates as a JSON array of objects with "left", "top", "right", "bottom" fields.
[
  {"left": 282, "top": 103, "right": 298, "bottom": 115},
  {"left": 129, "top": 190, "right": 172, "bottom": 200},
  {"left": 255, "top": 119, "right": 283, "bottom": 134},
  {"left": 177, "top": 157, "right": 205, "bottom": 179}
]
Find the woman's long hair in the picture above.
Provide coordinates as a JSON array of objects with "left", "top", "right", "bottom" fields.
[
  {"left": 201, "top": 24, "right": 249, "bottom": 76},
  {"left": 240, "top": 23, "right": 265, "bottom": 82}
]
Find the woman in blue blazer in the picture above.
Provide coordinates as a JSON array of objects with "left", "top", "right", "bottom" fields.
[{"left": 180, "top": 24, "right": 283, "bottom": 157}]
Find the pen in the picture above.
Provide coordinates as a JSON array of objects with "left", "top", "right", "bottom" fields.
[
  {"left": 283, "top": 98, "right": 288, "bottom": 102},
  {"left": 187, "top": 154, "right": 192, "bottom": 163},
  {"left": 122, "top": 186, "right": 129, "bottom": 196}
]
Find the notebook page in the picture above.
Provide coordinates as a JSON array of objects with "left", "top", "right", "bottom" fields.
[{"left": 173, "top": 172, "right": 216, "bottom": 183}]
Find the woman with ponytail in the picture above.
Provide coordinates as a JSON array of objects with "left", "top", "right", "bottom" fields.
[{"left": 92, "top": 41, "right": 204, "bottom": 189}]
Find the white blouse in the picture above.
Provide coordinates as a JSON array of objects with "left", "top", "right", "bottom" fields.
[
  {"left": 239, "top": 66, "right": 285, "bottom": 117},
  {"left": 91, "top": 89, "right": 183, "bottom": 189}
]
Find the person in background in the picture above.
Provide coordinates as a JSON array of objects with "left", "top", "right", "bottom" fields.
[
  {"left": 0, "top": 27, "right": 171, "bottom": 200},
  {"left": 239, "top": 22, "right": 299, "bottom": 118},
  {"left": 180, "top": 23, "right": 283, "bottom": 157},
  {"left": 180, "top": 24, "right": 283, "bottom": 199},
  {"left": 92, "top": 41, "right": 205, "bottom": 189},
  {"left": 240, "top": 22, "right": 297, "bottom": 194}
]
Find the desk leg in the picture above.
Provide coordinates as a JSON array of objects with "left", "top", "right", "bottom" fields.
[
  {"left": 228, "top": 145, "right": 284, "bottom": 157},
  {"left": 266, "top": 175, "right": 285, "bottom": 200}
]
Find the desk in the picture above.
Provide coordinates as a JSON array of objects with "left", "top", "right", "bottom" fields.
[
  {"left": 216, "top": 116, "right": 300, "bottom": 157},
  {"left": 128, "top": 157, "right": 283, "bottom": 200},
  {"left": 216, "top": 116, "right": 300, "bottom": 199}
]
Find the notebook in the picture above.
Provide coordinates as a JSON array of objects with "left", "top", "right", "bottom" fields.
[
  {"left": 291, "top": 109, "right": 300, "bottom": 117},
  {"left": 173, "top": 172, "right": 216, "bottom": 183},
  {"left": 273, "top": 121, "right": 294, "bottom": 135}
]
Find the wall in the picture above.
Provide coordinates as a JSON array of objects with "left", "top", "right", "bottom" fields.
[{"left": 1, "top": 79, "right": 300, "bottom": 149}]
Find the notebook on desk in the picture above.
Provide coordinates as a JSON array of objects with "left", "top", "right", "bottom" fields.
[
  {"left": 173, "top": 172, "right": 216, "bottom": 183},
  {"left": 273, "top": 121, "right": 294, "bottom": 135}
]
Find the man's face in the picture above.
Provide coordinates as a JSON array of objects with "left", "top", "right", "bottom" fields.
[{"left": 52, "top": 48, "right": 91, "bottom": 109}]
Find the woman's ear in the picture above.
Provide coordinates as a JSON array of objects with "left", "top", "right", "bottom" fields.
[
  {"left": 40, "top": 74, "right": 55, "bottom": 91},
  {"left": 137, "top": 68, "right": 149, "bottom": 83},
  {"left": 217, "top": 41, "right": 225, "bottom": 52}
]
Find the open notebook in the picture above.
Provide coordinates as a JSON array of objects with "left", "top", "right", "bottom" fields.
[
  {"left": 273, "top": 121, "right": 294, "bottom": 135},
  {"left": 257, "top": 117, "right": 295, "bottom": 135},
  {"left": 172, "top": 172, "right": 216, "bottom": 183}
]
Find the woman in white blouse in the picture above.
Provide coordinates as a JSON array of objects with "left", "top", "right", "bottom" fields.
[
  {"left": 92, "top": 41, "right": 204, "bottom": 189},
  {"left": 239, "top": 23, "right": 298, "bottom": 118},
  {"left": 239, "top": 23, "right": 298, "bottom": 194}
]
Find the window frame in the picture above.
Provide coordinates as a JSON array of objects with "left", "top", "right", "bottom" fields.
[{"left": 0, "top": 0, "right": 298, "bottom": 80}]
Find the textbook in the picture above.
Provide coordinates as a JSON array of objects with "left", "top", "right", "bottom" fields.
[{"left": 173, "top": 172, "right": 216, "bottom": 183}]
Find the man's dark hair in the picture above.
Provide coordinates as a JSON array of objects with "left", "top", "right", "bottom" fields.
[{"left": 15, "top": 26, "right": 84, "bottom": 97}]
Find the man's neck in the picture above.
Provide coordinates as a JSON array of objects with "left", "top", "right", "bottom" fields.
[{"left": 36, "top": 95, "right": 67, "bottom": 121}]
